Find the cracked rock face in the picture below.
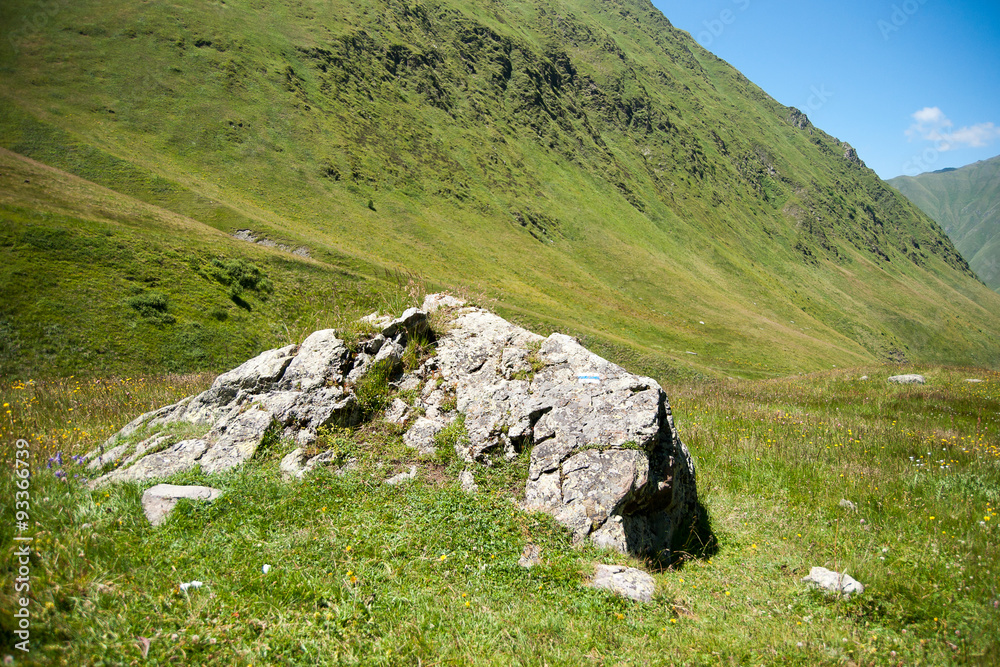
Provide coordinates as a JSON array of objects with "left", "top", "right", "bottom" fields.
[
  {"left": 424, "top": 298, "right": 697, "bottom": 556},
  {"left": 86, "top": 308, "right": 427, "bottom": 487},
  {"left": 87, "top": 295, "right": 698, "bottom": 556}
]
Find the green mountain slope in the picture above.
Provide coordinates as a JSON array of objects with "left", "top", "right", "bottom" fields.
[
  {"left": 0, "top": 147, "right": 402, "bottom": 378},
  {"left": 2, "top": 0, "right": 999, "bottom": 380},
  {"left": 888, "top": 156, "right": 1000, "bottom": 292}
]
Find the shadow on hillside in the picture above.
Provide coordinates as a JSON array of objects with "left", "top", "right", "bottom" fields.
[{"left": 646, "top": 499, "right": 719, "bottom": 572}]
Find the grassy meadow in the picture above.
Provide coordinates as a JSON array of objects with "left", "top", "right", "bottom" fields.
[{"left": 1, "top": 364, "right": 997, "bottom": 665}]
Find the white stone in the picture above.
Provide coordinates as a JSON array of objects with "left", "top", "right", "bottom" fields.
[
  {"left": 142, "top": 484, "right": 222, "bottom": 526},
  {"left": 421, "top": 293, "right": 466, "bottom": 312},
  {"left": 459, "top": 469, "right": 478, "bottom": 493},
  {"left": 802, "top": 566, "right": 864, "bottom": 597},
  {"left": 587, "top": 564, "right": 656, "bottom": 603},
  {"left": 518, "top": 544, "right": 542, "bottom": 568},
  {"left": 385, "top": 465, "right": 417, "bottom": 486},
  {"left": 385, "top": 398, "right": 411, "bottom": 425},
  {"left": 199, "top": 409, "right": 275, "bottom": 474},
  {"left": 281, "top": 330, "right": 346, "bottom": 391},
  {"left": 888, "top": 374, "right": 925, "bottom": 385}
]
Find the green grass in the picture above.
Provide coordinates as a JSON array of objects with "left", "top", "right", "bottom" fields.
[
  {"left": 1, "top": 0, "right": 999, "bottom": 382},
  {"left": 2, "top": 365, "right": 998, "bottom": 665},
  {"left": 0, "top": 148, "right": 422, "bottom": 379}
]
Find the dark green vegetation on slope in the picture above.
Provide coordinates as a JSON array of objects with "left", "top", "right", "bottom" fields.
[
  {"left": 2, "top": 367, "right": 999, "bottom": 664},
  {"left": 2, "top": 0, "right": 1000, "bottom": 381},
  {"left": 0, "top": 147, "right": 409, "bottom": 378},
  {"left": 889, "top": 156, "right": 1000, "bottom": 292}
]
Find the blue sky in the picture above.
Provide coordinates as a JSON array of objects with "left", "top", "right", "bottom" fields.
[{"left": 649, "top": 0, "right": 1000, "bottom": 179}]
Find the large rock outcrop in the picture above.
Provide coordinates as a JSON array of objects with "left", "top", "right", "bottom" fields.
[
  {"left": 86, "top": 294, "right": 698, "bottom": 555},
  {"left": 422, "top": 298, "right": 697, "bottom": 555},
  {"left": 85, "top": 307, "right": 427, "bottom": 485}
]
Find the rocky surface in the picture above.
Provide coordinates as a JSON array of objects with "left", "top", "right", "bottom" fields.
[
  {"left": 87, "top": 294, "right": 698, "bottom": 556},
  {"left": 801, "top": 566, "right": 865, "bottom": 598},
  {"left": 233, "top": 229, "right": 310, "bottom": 257},
  {"left": 459, "top": 470, "right": 478, "bottom": 494},
  {"left": 85, "top": 307, "right": 428, "bottom": 487},
  {"left": 141, "top": 484, "right": 222, "bottom": 526},
  {"left": 424, "top": 300, "right": 698, "bottom": 555},
  {"left": 279, "top": 448, "right": 357, "bottom": 480},
  {"left": 586, "top": 564, "right": 656, "bottom": 603}
]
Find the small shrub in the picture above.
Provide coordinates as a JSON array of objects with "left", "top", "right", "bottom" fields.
[
  {"left": 249, "top": 419, "right": 284, "bottom": 464},
  {"left": 127, "top": 291, "right": 168, "bottom": 316},
  {"left": 354, "top": 358, "right": 397, "bottom": 421},
  {"left": 433, "top": 413, "right": 469, "bottom": 462},
  {"left": 402, "top": 331, "right": 436, "bottom": 371},
  {"left": 209, "top": 257, "right": 274, "bottom": 299},
  {"left": 312, "top": 425, "right": 358, "bottom": 464},
  {"left": 127, "top": 292, "right": 175, "bottom": 324}
]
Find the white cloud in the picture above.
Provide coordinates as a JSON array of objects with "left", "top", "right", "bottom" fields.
[
  {"left": 906, "top": 107, "right": 1000, "bottom": 151},
  {"left": 912, "top": 106, "right": 950, "bottom": 126}
]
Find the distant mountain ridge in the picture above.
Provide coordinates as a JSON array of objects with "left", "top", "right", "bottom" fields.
[
  {"left": 888, "top": 156, "right": 1000, "bottom": 292},
  {"left": 2, "top": 0, "right": 1000, "bottom": 378}
]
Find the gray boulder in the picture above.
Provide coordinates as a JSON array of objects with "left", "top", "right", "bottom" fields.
[
  {"left": 384, "top": 398, "right": 411, "bottom": 425},
  {"left": 416, "top": 303, "right": 697, "bottom": 556},
  {"left": 141, "top": 484, "right": 222, "bottom": 526},
  {"left": 280, "top": 448, "right": 356, "bottom": 480},
  {"left": 280, "top": 330, "right": 347, "bottom": 392},
  {"left": 403, "top": 415, "right": 452, "bottom": 454},
  {"left": 96, "top": 439, "right": 212, "bottom": 485},
  {"left": 198, "top": 409, "right": 276, "bottom": 475}
]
